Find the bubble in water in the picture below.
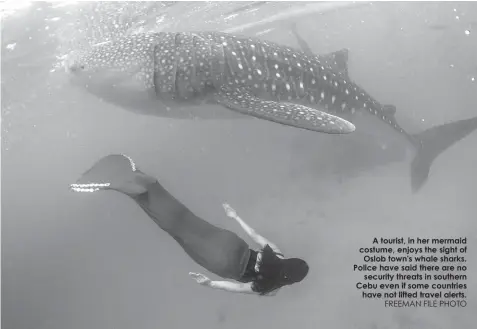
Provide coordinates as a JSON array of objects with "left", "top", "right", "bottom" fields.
[{"left": 464, "top": 30, "right": 470, "bottom": 35}]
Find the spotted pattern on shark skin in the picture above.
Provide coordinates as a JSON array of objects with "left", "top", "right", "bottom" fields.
[
  {"left": 196, "top": 32, "right": 408, "bottom": 136},
  {"left": 286, "top": 28, "right": 477, "bottom": 192},
  {"left": 66, "top": 33, "right": 161, "bottom": 90},
  {"left": 285, "top": 27, "right": 407, "bottom": 134},
  {"left": 289, "top": 23, "right": 349, "bottom": 79},
  {"left": 66, "top": 31, "right": 477, "bottom": 191},
  {"left": 152, "top": 33, "right": 179, "bottom": 97},
  {"left": 149, "top": 33, "right": 355, "bottom": 133},
  {"left": 65, "top": 32, "right": 406, "bottom": 135},
  {"left": 216, "top": 86, "right": 354, "bottom": 133},
  {"left": 169, "top": 33, "right": 210, "bottom": 99},
  {"left": 153, "top": 33, "right": 226, "bottom": 102}
]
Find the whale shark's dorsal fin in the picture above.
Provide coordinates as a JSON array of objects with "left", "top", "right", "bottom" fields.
[
  {"left": 290, "top": 22, "right": 349, "bottom": 78},
  {"left": 329, "top": 48, "right": 349, "bottom": 78}
]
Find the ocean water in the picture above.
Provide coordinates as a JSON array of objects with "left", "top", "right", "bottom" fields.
[{"left": 2, "top": 2, "right": 477, "bottom": 329}]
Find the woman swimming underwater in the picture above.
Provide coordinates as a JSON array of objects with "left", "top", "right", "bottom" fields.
[{"left": 70, "top": 154, "right": 309, "bottom": 296}]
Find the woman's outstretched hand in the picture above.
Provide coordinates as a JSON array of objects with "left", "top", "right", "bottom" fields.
[
  {"left": 222, "top": 203, "right": 238, "bottom": 219},
  {"left": 189, "top": 272, "right": 212, "bottom": 286}
]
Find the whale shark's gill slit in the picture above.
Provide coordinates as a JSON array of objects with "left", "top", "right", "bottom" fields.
[
  {"left": 174, "top": 46, "right": 186, "bottom": 99},
  {"left": 190, "top": 42, "right": 199, "bottom": 94},
  {"left": 153, "top": 35, "right": 178, "bottom": 99},
  {"left": 222, "top": 44, "right": 234, "bottom": 84},
  {"left": 152, "top": 43, "right": 162, "bottom": 97},
  {"left": 192, "top": 35, "right": 200, "bottom": 48},
  {"left": 169, "top": 45, "right": 179, "bottom": 97},
  {"left": 173, "top": 32, "right": 181, "bottom": 47},
  {"left": 211, "top": 43, "right": 226, "bottom": 89},
  {"left": 190, "top": 34, "right": 204, "bottom": 94}
]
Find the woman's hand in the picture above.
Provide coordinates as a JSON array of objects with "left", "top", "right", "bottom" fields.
[
  {"left": 189, "top": 274, "right": 256, "bottom": 294},
  {"left": 189, "top": 272, "right": 212, "bottom": 286},
  {"left": 222, "top": 203, "right": 238, "bottom": 219}
]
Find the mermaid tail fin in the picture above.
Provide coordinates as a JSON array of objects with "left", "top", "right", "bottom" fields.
[{"left": 70, "top": 154, "right": 156, "bottom": 196}]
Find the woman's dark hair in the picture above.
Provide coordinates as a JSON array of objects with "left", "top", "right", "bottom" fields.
[{"left": 253, "top": 245, "right": 309, "bottom": 295}]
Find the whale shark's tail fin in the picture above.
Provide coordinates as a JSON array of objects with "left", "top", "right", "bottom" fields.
[
  {"left": 410, "top": 115, "right": 477, "bottom": 192},
  {"left": 70, "top": 154, "right": 156, "bottom": 196}
]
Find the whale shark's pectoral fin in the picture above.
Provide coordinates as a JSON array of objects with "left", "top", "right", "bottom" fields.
[{"left": 213, "top": 86, "right": 355, "bottom": 134}]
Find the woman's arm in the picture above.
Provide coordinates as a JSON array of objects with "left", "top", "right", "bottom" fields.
[
  {"left": 210, "top": 281, "right": 256, "bottom": 294},
  {"left": 212, "top": 281, "right": 279, "bottom": 296},
  {"left": 222, "top": 204, "right": 284, "bottom": 258},
  {"left": 189, "top": 272, "right": 256, "bottom": 294}
]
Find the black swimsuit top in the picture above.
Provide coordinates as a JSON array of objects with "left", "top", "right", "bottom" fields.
[
  {"left": 240, "top": 249, "right": 259, "bottom": 283},
  {"left": 239, "top": 247, "right": 285, "bottom": 294}
]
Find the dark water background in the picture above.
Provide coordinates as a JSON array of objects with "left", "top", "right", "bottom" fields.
[{"left": 2, "top": 2, "right": 477, "bottom": 329}]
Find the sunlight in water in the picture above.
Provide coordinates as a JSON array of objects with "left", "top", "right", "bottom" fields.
[{"left": 0, "top": 0, "right": 32, "bottom": 18}]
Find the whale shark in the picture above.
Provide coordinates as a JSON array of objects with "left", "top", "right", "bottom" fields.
[
  {"left": 289, "top": 22, "right": 411, "bottom": 177},
  {"left": 65, "top": 31, "right": 477, "bottom": 191},
  {"left": 64, "top": 32, "right": 355, "bottom": 134},
  {"left": 287, "top": 25, "right": 477, "bottom": 190}
]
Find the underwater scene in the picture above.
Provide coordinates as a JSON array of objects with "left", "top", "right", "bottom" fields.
[{"left": 2, "top": 2, "right": 477, "bottom": 329}]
